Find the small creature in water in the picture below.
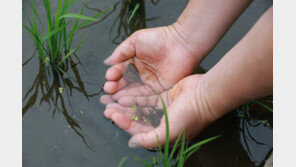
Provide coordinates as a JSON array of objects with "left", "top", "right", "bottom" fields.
[
  {"left": 59, "top": 87, "right": 63, "bottom": 94},
  {"left": 131, "top": 105, "right": 137, "bottom": 111},
  {"left": 131, "top": 114, "right": 139, "bottom": 121}
]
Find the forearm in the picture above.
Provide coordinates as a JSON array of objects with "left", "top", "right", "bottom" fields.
[
  {"left": 199, "top": 7, "right": 273, "bottom": 120},
  {"left": 168, "top": 0, "right": 252, "bottom": 62}
]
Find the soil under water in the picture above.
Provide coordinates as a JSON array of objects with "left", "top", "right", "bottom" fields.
[{"left": 22, "top": 0, "right": 273, "bottom": 166}]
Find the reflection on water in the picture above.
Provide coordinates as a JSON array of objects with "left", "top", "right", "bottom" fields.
[
  {"left": 110, "top": 0, "right": 159, "bottom": 44},
  {"left": 22, "top": 49, "right": 102, "bottom": 151},
  {"left": 236, "top": 100, "right": 273, "bottom": 166},
  {"left": 22, "top": 0, "right": 273, "bottom": 166},
  {"left": 81, "top": 0, "right": 160, "bottom": 44}
]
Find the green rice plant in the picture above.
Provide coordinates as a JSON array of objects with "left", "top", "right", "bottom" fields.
[
  {"left": 252, "top": 100, "right": 273, "bottom": 112},
  {"left": 119, "top": 97, "right": 220, "bottom": 167},
  {"left": 128, "top": 3, "right": 139, "bottom": 23},
  {"left": 23, "top": 0, "right": 110, "bottom": 72}
]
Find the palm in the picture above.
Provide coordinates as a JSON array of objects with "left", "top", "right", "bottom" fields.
[
  {"left": 101, "top": 74, "right": 211, "bottom": 149},
  {"left": 101, "top": 27, "right": 207, "bottom": 149},
  {"left": 103, "top": 27, "right": 200, "bottom": 95}
]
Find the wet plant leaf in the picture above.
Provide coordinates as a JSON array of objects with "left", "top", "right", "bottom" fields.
[
  {"left": 128, "top": 3, "right": 139, "bottom": 23},
  {"left": 59, "top": 13, "right": 98, "bottom": 21}
]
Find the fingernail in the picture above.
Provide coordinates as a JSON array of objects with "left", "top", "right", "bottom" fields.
[
  {"left": 104, "top": 57, "right": 112, "bottom": 65},
  {"left": 129, "top": 142, "right": 140, "bottom": 148},
  {"left": 128, "top": 138, "right": 140, "bottom": 148}
]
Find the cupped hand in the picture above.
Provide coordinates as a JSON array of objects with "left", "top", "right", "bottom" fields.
[
  {"left": 101, "top": 74, "right": 216, "bottom": 149},
  {"left": 103, "top": 25, "right": 205, "bottom": 95}
]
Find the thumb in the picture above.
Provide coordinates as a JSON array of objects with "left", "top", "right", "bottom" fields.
[
  {"left": 128, "top": 100, "right": 183, "bottom": 149},
  {"left": 128, "top": 122, "right": 167, "bottom": 149},
  {"left": 104, "top": 33, "right": 137, "bottom": 65}
]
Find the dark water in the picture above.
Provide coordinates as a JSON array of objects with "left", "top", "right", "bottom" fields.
[{"left": 22, "top": 0, "right": 273, "bottom": 167}]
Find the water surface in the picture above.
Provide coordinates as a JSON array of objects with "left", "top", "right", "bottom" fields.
[{"left": 22, "top": 0, "right": 273, "bottom": 166}]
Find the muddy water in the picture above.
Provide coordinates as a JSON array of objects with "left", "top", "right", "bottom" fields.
[{"left": 22, "top": 0, "right": 273, "bottom": 167}]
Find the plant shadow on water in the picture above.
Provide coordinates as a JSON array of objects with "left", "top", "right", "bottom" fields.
[
  {"left": 22, "top": 0, "right": 112, "bottom": 152},
  {"left": 109, "top": 0, "right": 160, "bottom": 44},
  {"left": 22, "top": 0, "right": 273, "bottom": 166},
  {"left": 22, "top": 48, "right": 103, "bottom": 151},
  {"left": 22, "top": 0, "right": 161, "bottom": 157},
  {"left": 79, "top": 0, "right": 160, "bottom": 44}
]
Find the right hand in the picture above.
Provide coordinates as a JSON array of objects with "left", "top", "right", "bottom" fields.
[{"left": 102, "top": 74, "right": 216, "bottom": 149}]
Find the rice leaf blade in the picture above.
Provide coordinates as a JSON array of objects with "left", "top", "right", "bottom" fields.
[
  {"left": 59, "top": 13, "right": 98, "bottom": 21},
  {"left": 42, "top": 21, "right": 71, "bottom": 42},
  {"left": 177, "top": 132, "right": 186, "bottom": 167},
  {"left": 160, "top": 97, "right": 169, "bottom": 166},
  {"left": 58, "top": 49, "right": 75, "bottom": 66},
  {"left": 118, "top": 156, "right": 129, "bottom": 167},
  {"left": 184, "top": 135, "right": 220, "bottom": 155},
  {"left": 75, "top": 32, "right": 89, "bottom": 53},
  {"left": 168, "top": 129, "right": 183, "bottom": 162},
  {"left": 128, "top": 3, "right": 139, "bottom": 23},
  {"left": 252, "top": 100, "right": 273, "bottom": 112}
]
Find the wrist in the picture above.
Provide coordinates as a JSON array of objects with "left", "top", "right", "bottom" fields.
[
  {"left": 164, "top": 23, "right": 209, "bottom": 64},
  {"left": 194, "top": 73, "right": 250, "bottom": 124},
  {"left": 191, "top": 74, "right": 220, "bottom": 125}
]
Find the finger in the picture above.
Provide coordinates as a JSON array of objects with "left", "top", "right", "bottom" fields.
[
  {"left": 105, "top": 61, "right": 130, "bottom": 81},
  {"left": 103, "top": 81, "right": 118, "bottom": 94},
  {"left": 127, "top": 94, "right": 183, "bottom": 149},
  {"left": 103, "top": 77, "right": 142, "bottom": 95},
  {"left": 104, "top": 103, "right": 133, "bottom": 119},
  {"left": 117, "top": 90, "right": 171, "bottom": 108},
  {"left": 104, "top": 34, "right": 137, "bottom": 65},
  {"left": 111, "top": 112, "right": 132, "bottom": 129},
  {"left": 104, "top": 108, "right": 119, "bottom": 119},
  {"left": 111, "top": 112, "right": 155, "bottom": 134},
  {"left": 117, "top": 95, "right": 159, "bottom": 107},
  {"left": 120, "top": 80, "right": 141, "bottom": 90},
  {"left": 128, "top": 123, "right": 167, "bottom": 149},
  {"left": 112, "top": 84, "right": 156, "bottom": 100},
  {"left": 106, "top": 103, "right": 130, "bottom": 112},
  {"left": 100, "top": 95, "right": 114, "bottom": 105},
  {"left": 101, "top": 81, "right": 143, "bottom": 104}
]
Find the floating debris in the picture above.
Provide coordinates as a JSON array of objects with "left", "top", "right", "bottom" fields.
[
  {"left": 59, "top": 87, "right": 63, "bottom": 94},
  {"left": 113, "top": 131, "right": 119, "bottom": 139},
  {"left": 80, "top": 111, "right": 83, "bottom": 114},
  {"left": 44, "top": 57, "right": 50, "bottom": 67},
  {"left": 131, "top": 114, "right": 139, "bottom": 121},
  {"left": 131, "top": 105, "right": 137, "bottom": 111},
  {"left": 143, "top": 118, "right": 148, "bottom": 123},
  {"left": 68, "top": 125, "right": 71, "bottom": 128},
  {"left": 145, "top": 97, "right": 149, "bottom": 101},
  {"left": 152, "top": 88, "right": 157, "bottom": 92}
]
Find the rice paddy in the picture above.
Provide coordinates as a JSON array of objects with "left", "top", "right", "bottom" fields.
[{"left": 23, "top": 0, "right": 110, "bottom": 73}]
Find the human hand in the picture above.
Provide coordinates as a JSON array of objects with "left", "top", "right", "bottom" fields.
[
  {"left": 103, "top": 25, "right": 206, "bottom": 94},
  {"left": 101, "top": 74, "right": 216, "bottom": 149}
]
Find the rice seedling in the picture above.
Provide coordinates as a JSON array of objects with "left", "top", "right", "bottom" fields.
[
  {"left": 110, "top": 0, "right": 160, "bottom": 44},
  {"left": 23, "top": 0, "right": 110, "bottom": 73},
  {"left": 119, "top": 97, "right": 220, "bottom": 167},
  {"left": 251, "top": 100, "right": 273, "bottom": 112},
  {"left": 22, "top": 0, "right": 108, "bottom": 151},
  {"left": 128, "top": 3, "right": 139, "bottom": 23}
]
